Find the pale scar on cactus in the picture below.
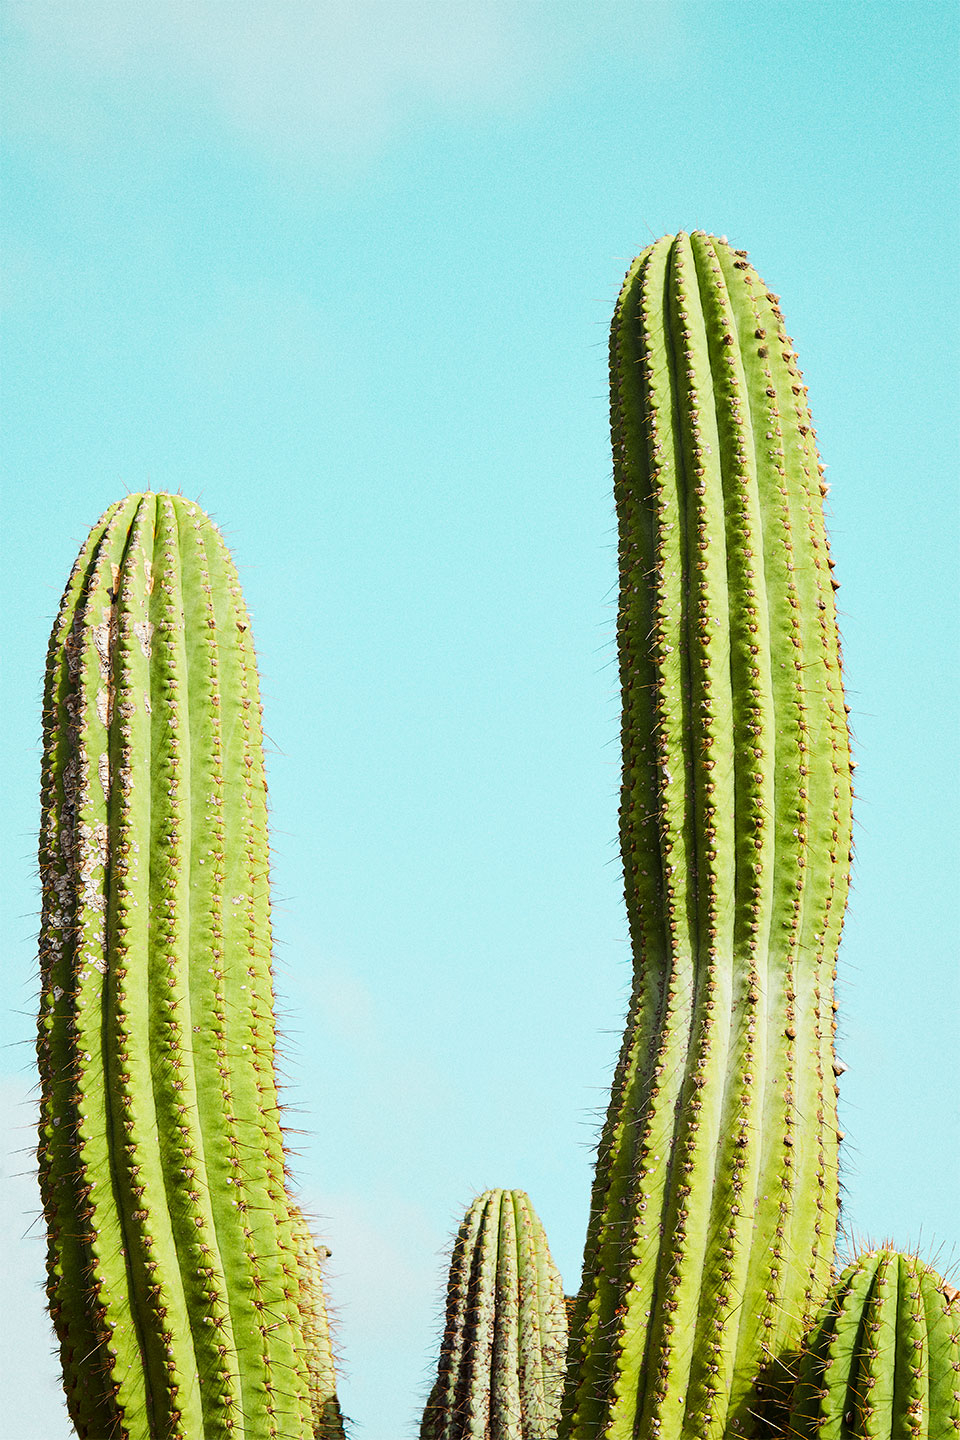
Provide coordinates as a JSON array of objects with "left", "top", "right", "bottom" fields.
[
  {"left": 36, "top": 492, "right": 341, "bottom": 1440},
  {"left": 421, "top": 1189, "right": 568, "bottom": 1440},
  {"left": 560, "top": 232, "right": 854, "bottom": 1440},
  {"left": 786, "top": 1248, "right": 960, "bottom": 1439}
]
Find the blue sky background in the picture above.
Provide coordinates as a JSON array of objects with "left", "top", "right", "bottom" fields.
[{"left": 2, "top": 2, "right": 958, "bottom": 1434}]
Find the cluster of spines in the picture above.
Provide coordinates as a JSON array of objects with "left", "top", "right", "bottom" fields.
[
  {"left": 561, "top": 233, "right": 853, "bottom": 1439},
  {"left": 786, "top": 1249, "right": 960, "bottom": 1437},
  {"left": 288, "top": 1202, "right": 346, "bottom": 1439},
  {"left": 421, "top": 1189, "right": 568, "bottom": 1440},
  {"left": 36, "top": 493, "right": 320, "bottom": 1438}
]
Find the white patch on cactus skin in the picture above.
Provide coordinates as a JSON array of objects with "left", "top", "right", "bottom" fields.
[
  {"left": 77, "top": 823, "right": 109, "bottom": 923},
  {"left": 98, "top": 752, "right": 110, "bottom": 800},
  {"left": 133, "top": 620, "right": 154, "bottom": 658},
  {"left": 144, "top": 557, "right": 154, "bottom": 594},
  {"left": 66, "top": 630, "right": 80, "bottom": 679},
  {"left": 96, "top": 689, "right": 110, "bottom": 726},
  {"left": 92, "top": 621, "right": 112, "bottom": 672}
]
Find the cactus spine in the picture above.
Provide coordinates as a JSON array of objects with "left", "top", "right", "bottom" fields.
[
  {"left": 36, "top": 493, "right": 323, "bottom": 1439},
  {"left": 787, "top": 1249, "right": 960, "bottom": 1439},
  {"left": 289, "top": 1203, "right": 347, "bottom": 1439},
  {"left": 421, "top": 1189, "right": 568, "bottom": 1440},
  {"left": 561, "top": 232, "right": 853, "bottom": 1438}
]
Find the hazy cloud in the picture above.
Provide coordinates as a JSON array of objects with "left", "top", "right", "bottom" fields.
[{"left": 6, "top": 0, "right": 677, "bottom": 161}]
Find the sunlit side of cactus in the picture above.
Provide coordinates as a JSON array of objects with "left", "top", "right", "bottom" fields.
[
  {"left": 422, "top": 1189, "right": 568, "bottom": 1440},
  {"left": 36, "top": 492, "right": 330, "bottom": 1439},
  {"left": 787, "top": 1248, "right": 960, "bottom": 1438},
  {"left": 290, "top": 1201, "right": 347, "bottom": 1440},
  {"left": 562, "top": 232, "right": 853, "bottom": 1439}
]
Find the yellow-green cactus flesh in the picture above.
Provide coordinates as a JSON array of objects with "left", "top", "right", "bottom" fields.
[
  {"left": 421, "top": 1189, "right": 568, "bottom": 1440},
  {"left": 36, "top": 493, "right": 321, "bottom": 1440},
  {"left": 289, "top": 1202, "right": 346, "bottom": 1440},
  {"left": 561, "top": 233, "right": 853, "bottom": 1440},
  {"left": 788, "top": 1248, "right": 960, "bottom": 1438}
]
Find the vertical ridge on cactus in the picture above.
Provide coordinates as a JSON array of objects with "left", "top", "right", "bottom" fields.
[
  {"left": 561, "top": 232, "right": 853, "bottom": 1439},
  {"left": 36, "top": 493, "right": 319, "bottom": 1439},
  {"left": 421, "top": 1189, "right": 568, "bottom": 1440},
  {"left": 787, "top": 1248, "right": 960, "bottom": 1437}
]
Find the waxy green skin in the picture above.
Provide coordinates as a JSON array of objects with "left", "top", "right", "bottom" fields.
[
  {"left": 561, "top": 233, "right": 853, "bottom": 1440},
  {"left": 421, "top": 1189, "right": 568, "bottom": 1440},
  {"left": 787, "top": 1249, "right": 960, "bottom": 1438},
  {"left": 36, "top": 493, "right": 323, "bottom": 1439}
]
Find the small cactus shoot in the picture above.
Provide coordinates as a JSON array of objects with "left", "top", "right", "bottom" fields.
[
  {"left": 421, "top": 1189, "right": 568, "bottom": 1440},
  {"left": 36, "top": 493, "right": 329, "bottom": 1439},
  {"left": 561, "top": 232, "right": 854, "bottom": 1439},
  {"left": 787, "top": 1248, "right": 960, "bottom": 1438}
]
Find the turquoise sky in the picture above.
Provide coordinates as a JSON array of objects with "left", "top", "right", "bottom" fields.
[{"left": 2, "top": 3, "right": 958, "bottom": 1434}]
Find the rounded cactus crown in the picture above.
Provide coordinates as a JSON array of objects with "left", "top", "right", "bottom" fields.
[
  {"left": 788, "top": 1247, "right": 960, "bottom": 1438},
  {"left": 422, "top": 1188, "right": 568, "bottom": 1440},
  {"left": 37, "top": 493, "right": 321, "bottom": 1438},
  {"left": 563, "top": 232, "right": 853, "bottom": 1440}
]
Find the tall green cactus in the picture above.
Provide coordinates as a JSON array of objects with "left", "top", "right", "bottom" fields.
[
  {"left": 786, "top": 1249, "right": 960, "bottom": 1439},
  {"left": 561, "top": 232, "right": 853, "bottom": 1438},
  {"left": 421, "top": 1189, "right": 568, "bottom": 1440},
  {"left": 36, "top": 492, "right": 327, "bottom": 1439}
]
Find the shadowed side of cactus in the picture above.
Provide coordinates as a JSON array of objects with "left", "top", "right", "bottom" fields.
[
  {"left": 786, "top": 1249, "right": 960, "bottom": 1439},
  {"left": 289, "top": 1202, "right": 347, "bottom": 1439},
  {"left": 421, "top": 1189, "right": 568, "bottom": 1440},
  {"left": 561, "top": 232, "right": 853, "bottom": 1439},
  {"left": 36, "top": 492, "right": 322, "bottom": 1439}
]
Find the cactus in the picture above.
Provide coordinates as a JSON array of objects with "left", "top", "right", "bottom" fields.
[
  {"left": 35, "top": 492, "right": 332, "bottom": 1439},
  {"left": 289, "top": 1202, "right": 347, "bottom": 1439},
  {"left": 33, "top": 240, "right": 947, "bottom": 1440},
  {"left": 561, "top": 232, "right": 854, "bottom": 1438},
  {"left": 786, "top": 1248, "right": 960, "bottom": 1437},
  {"left": 421, "top": 1189, "right": 568, "bottom": 1440}
]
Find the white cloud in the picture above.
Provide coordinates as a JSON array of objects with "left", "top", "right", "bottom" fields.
[
  {"left": 8, "top": 0, "right": 549, "bottom": 158},
  {"left": 6, "top": 0, "right": 678, "bottom": 161}
]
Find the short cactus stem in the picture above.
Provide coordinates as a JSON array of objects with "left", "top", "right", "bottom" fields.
[
  {"left": 421, "top": 1189, "right": 568, "bottom": 1440},
  {"left": 787, "top": 1248, "right": 960, "bottom": 1438},
  {"left": 36, "top": 493, "right": 320, "bottom": 1439},
  {"left": 288, "top": 1202, "right": 346, "bottom": 1439},
  {"left": 561, "top": 233, "right": 853, "bottom": 1439}
]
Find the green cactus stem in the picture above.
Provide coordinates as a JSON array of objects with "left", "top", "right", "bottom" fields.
[
  {"left": 421, "top": 1189, "right": 568, "bottom": 1440},
  {"left": 787, "top": 1248, "right": 960, "bottom": 1438},
  {"left": 289, "top": 1202, "right": 346, "bottom": 1439},
  {"left": 36, "top": 492, "right": 323, "bottom": 1439},
  {"left": 561, "top": 232, "right": 854, "bottom": 1439}
]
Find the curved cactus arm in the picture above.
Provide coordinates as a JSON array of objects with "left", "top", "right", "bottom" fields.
[
  {"left": 421, "top": 1189, "right": 567, "bottom": 1440},
  {"left": 561, "top": 232, "right": 853, "bottom": 1440},
  {"left": 36, "top": 493, "right": 315, "bottom": 1439},
  {"left": 787, "top": 1248, "right": 960, "bottom": 1438}
]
